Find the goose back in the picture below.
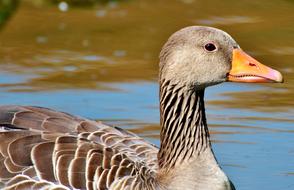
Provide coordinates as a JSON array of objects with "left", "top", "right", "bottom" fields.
[{"left": 0, "top": 106, "right": 159, "bottom": 190}]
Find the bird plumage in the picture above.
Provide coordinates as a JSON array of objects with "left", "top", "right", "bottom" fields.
[
  {"left": 0, "top": 106, "right": 159, "bottom": 190},
  {"left": 0, "top": 26, "right": 283, "bottom": 190}
]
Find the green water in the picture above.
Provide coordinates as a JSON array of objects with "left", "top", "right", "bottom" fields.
[{"left": 0, "top": 0, "right": 293, "bottom": 189}]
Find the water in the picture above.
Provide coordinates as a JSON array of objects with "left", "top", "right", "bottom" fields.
[{"left": 0, "top": 0, "right": 293, "bottom": 189}]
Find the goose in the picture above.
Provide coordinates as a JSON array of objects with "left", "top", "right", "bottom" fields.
[{"left": 0, "top": 26, "right": 283, "bottom": 190}]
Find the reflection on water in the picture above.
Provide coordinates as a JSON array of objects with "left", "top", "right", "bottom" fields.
[
  {"left": 0, "top": 0, "right": 18, "bottom": 28},
  {"left": 0, "top": 0, "right": 293, "bottom": 190},
  {"left": 197, "top": 16, "right": 261, "bottom": 25}
]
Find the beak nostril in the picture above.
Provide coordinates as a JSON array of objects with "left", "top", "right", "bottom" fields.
[{"left": 249, "top": 62, "right": 256, "bottom": 67}]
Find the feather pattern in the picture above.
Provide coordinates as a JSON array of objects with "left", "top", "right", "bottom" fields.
[
  {"left": 0, "top": 78, "right": 234, "bottom": 190},
  {"left": 0, "top": 25, "right": 243, "bottom": 190},
  {"left": 0, "top": 106, "right": 158, "bottom": 190},
  {"left": 0, "top": 80, "right": 231, "bottom": 190},
  {"left": 158, "top": 81, "right": 209, "bottom": 171}
]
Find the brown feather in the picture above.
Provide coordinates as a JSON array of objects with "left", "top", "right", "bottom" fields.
[
  {"left": 31, "top": 142, "right": 55, "bottom": 181},
  {"left": 8, "top": 134, "right": 45, "bottom": 167},
  {"left": 0, "top": 106, "right": 158, "bottom": 189},
  {"left": 97, "top": 169, "right": 109, "bottom": 190},
  {"left": 13, "top": 111, "right": 46, "bottom": 130},
  {"left": 0, "top": 131, "right": 34, "bottom": 157},
  {"left": 5, "top": 175, "right": 30, "bottom": 186},
  {"left": 21, "top": 166, "right": 36, "bottom": 178},
  {"left": 10, "top": 180, "right": 36, "bottom": 189},
  {"left": 32, "top": 181, "right": 54, "bottom": 190},
  {"left": 56, "top": 154, "right": 74, "bottom": 186},
  {"left": 69, "top": 157, "right": 86, "bottom": 189},
  {"left": 42, "top": 117, "right": 79, "bottom": 133},
  {"left": 107, "top": 165, "right": 119, "bottom": 188},
  {"left": 0, "top": 157, "right": 15, "bottom": 180},
  {"left": 4, "top": 158, "right": 25, "bottom": 173},
  {"left": 103, "top": 147, "right": 114, "bottom": 169},
  {"left": 77, "top": 120, "right": 103, "bottom": 133},
  {"left": 86, "top": 151, "right": 103, "bottom": 182}
]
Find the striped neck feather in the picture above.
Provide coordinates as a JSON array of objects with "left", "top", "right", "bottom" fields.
[{"left": 158, "top": 80, "right": 211, "bottom": 171}]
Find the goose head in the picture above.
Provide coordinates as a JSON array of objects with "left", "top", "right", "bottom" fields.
[{"left": 159, "top": 26, "right": 283, "bottom": 88}]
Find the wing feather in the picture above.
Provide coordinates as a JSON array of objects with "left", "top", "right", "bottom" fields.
[
  {"left": 31, "top": 142, "right": 55, "bottom": 181},
  {"left": 0, "top": 105, "right": 158, "bottom": 189},
  {"left": 4, "top": 157, "right": 25, "bottom": 173},
  {"left": 8, "top": 134, "right": 45, "bottom": 167}
]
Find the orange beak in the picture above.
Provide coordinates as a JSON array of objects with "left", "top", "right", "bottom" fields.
[{"left": 227, "top": 49, "right": 283, "bottom": 83}]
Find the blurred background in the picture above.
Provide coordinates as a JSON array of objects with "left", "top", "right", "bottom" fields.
[{"left": 0, "top": 0, "right": 293, "bottom": 189}]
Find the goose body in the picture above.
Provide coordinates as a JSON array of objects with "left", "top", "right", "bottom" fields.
[{"left": 0, "top": 26, "right": 282, "bottom": 190}]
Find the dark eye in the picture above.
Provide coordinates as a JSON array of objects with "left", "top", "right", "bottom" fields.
[{"left": 204, "top": 43, "right": 217, "bottom": 52}]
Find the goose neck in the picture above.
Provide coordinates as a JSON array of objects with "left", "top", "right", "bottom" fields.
[{"left": 158, "top": 80, "right": 211, "bottom": 170}]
